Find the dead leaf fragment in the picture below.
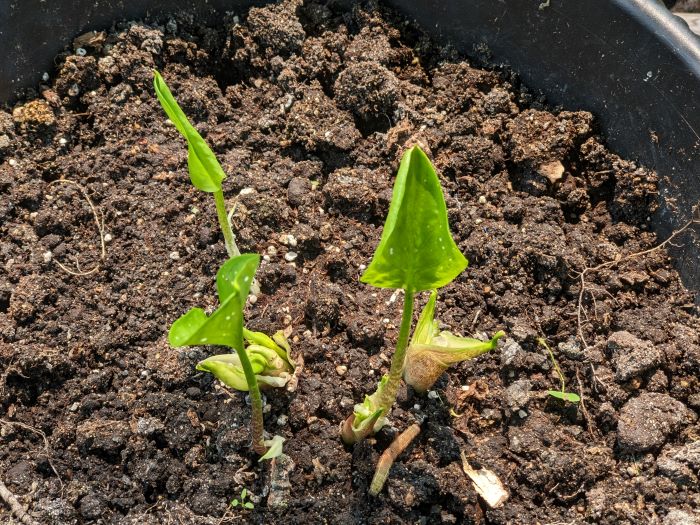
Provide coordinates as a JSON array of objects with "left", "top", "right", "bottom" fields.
[{"left": 461, "top": 451, "right": 508, "bottom": 508}]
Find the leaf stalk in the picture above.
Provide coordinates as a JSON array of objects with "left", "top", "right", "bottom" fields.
[
  {"left": 374, "top": 290, "right": 415, "bottom": 415},
  {"left": 214, "top": 189, "right": 240, "bottom": 258}
]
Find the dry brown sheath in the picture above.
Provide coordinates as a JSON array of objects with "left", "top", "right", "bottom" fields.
[{"left": 369, "top": 423, "right": 421, "bottom": 496}]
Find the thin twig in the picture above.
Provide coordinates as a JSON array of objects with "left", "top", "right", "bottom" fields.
[
  {"left": 48, "top": 179, "right": 106, "bottom": 276},
  {"left": 575, "top": 366, "right": 596, "bottom": 438},
  {"left": 0, "top": 420, "right": 63, "bottom": 490},
  {"left": 0, "top": 478, "right": 39, "bottom": 525},
  {"left": 576, "top": 216, "right": 700, "bottom": 349},
  {"left": 369, "top": 424, "right": 421, "bottom": 496}
]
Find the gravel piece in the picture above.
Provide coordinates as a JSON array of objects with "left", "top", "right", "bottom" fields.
[
  {"left": 607, "top": 330, "right": 663, "bottom": 382},
  {"left": 505, "top": 379, "right": 532, "bottom": 412},
  {"left": 617, "top": 393, "right": 691, "bottom": 452}
]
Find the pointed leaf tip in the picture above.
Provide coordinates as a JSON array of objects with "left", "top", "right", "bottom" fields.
[
  {"left": 152, "top": 70, "right": 226, "bottom": 193},
  {"left": 360, "top": 145, "right": 467, "bottom": 292}
]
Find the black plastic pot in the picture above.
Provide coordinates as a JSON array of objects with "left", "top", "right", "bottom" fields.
[{"left": 2, "top": 0, "right": 700, "bottom": 290}]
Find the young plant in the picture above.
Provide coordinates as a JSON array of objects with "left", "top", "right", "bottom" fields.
[
  {"left": 230, "top": 488, "right": 254, "bottom": 510},
  {"left": 404, "top": 290, "right": 504, "bottom": 393},
  {"left": 169, "top": 253, "right": 283, "bottom": 458},
  {"left": 538, "top": 338, "right": 580, "bottom": 403},
  {"left": 154, "top": 71, "right": 251, "bottom": 281},
  {"left": 341, "top": 145, "right": 481, "bottom": 444}
]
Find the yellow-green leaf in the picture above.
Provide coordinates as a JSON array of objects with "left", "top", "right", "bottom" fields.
[
  {"left": 360, "top": 146, "right": 468, "bottom": 292},
  {"left": 153, "top": 70, "right": 226, "bottom": 193}
]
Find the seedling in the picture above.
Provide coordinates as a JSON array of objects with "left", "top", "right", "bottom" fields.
[
  {"left": 538, "top": 338, "right": 580, "bottom": 403},
  {"left": 404, "top": 290, "right": 504, "bottom": 393},
  {"left": 169, "top": 254, "right": 284, "bottom": 458},
  {"left": 340, "top": 145, "right": 503, "bottom": 444},
  {"left": 153, "top": 71, "right": 240, "bottom": 259},
  {"left": 230, "top": 488, "right": 254, "bottom": 509}
]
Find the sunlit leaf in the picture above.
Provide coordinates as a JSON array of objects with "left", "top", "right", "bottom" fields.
[
  {"left": 547, "top": 390, "right": 580, "bottom": 403},
  {"left": 259, "top": 435, "right": 285, "bottom": 461},
  {"left": 153, "top": 70, "right": 226, "bottom": 193},
  {"left": 360, "top": 146, "right": 468, "bottom": 292},
  {"left": 169, "top": 254, "right": 259, "bottom": 350}
]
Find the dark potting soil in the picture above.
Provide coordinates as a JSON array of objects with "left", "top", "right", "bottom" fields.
[{"left": 1, "top": 1, "right": 699, "bottom": 524}]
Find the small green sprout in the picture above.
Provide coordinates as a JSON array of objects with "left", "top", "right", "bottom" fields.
[
  {"left": 404, "top": 290, "right": 504, "bottom": 393},
  {"left": 538, "top": 338, "right": 580, "bottom": 403},
  {"left": 169, "top": 254, "right": 283, "bottom": 457},
  {"left": 154, "top": 71, "right": 258, "bottom": 297},
  {"left": 230, "top": 487, "right": 254, "bottom": 510},
  {"left": 341, "top": 145, "right": 500, "bottom": 444}
]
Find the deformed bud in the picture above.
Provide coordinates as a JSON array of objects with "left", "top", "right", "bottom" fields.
[{"left": 404, "top": 291, "right": 504, "bottom": 393}]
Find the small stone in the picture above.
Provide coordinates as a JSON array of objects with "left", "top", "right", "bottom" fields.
[
  {"left": 277, "top": 414, "right": 288, "bottom": 426},
  {"left": 657, "top": 441, "right": 700, "bottom": 486},
  {"left": 58, "top": 137, "right": 68, "bottom": 146},
  {"left": 284, "top": 252, "right": 297, "bottom": 262},
  {"left": 537, "top": 160, "right": 565, "bottom": 183},
  {"left": 287, "top": 177, "right": 310, "bottom": 207},
  {"left": 557, "top": 337, "right": 584, "bottom": 360},
  {"left": 239, "top": 187, "right": 255, "bottom": 196},
  {"left": 169, "top": 251, "right": 180, "bottom": 261},
  {"left": 42, "top": 251, "right": 53, "bottom": 263},
  {"left": 335, "top": 365, "right": 347, "bottom": 376},
  {"left": 518, "top": 409, "right": 528, "bottom": 419},
  {"left": 617, "top": 393, "right": 692, "bottom": 452},
  {"left": 69, "top": 402, "right": 79, "bottom": 412},
  {"left": 136, "top": 416, "right": 165, "bottom": 436},
  {"left": 608, "top": 331, "right": 663, "bottom": 382},
  {"left": 427, "top": 390, "right": 439, "bottom": 400},
  {"left": 248, "top": 294, "right": 258, "bottom": 305},
  {"left": 501, "top": 339, "right": 524, "bottom": 367},
  {"left": 505, "top": 379, "right": 532, "bottom": 411},
  {"left": 663, "top": 510, "right": 699, "bottom": 525},
  {"left": 104, "top": 233, "right": 112, "bottom": 242},
  {"left": 478, "top": 195, "right": 487, "bottom": 204}
]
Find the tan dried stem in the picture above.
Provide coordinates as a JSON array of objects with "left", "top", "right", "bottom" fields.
[
  {"left": 369, "top": 423, "right": 421, "bottom": 496},
  {"left": 48, "top": 179, "right": 106, "bottom": 276},
  {"left": 576, "top": 214, "right": 700, "bottom": 350}
]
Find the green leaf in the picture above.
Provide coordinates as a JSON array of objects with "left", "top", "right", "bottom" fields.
[
  {"left": 547, "top": 390, "right": 580, "bottom": 403},
  {"left": 169, "top": 254, "right": 260, "bottom": 350},
  {"left": 240, "top": 488, "right": 247, "bottom": 499},
  {"left": 244, "top": 502, "right": 254, "bottom": 509},
  {"left": 231, "top": 499, "right": 239, "bottom": 507},
  {"left": 244, "top": 328, "right": 289, "bottom": 362},
  {"left": 153, "top": 70, "right": 226, "bottom": 193},
  {"left": 259, "top": 435, "right": 285, "bottom": 462},
  {"left": 196, "top": 353, "right": 265, "bottom": 391},
  {"left": 412, "top": 290, "right": 439, "bottom": 346},
  {"left": 411, "top": 330, "right": 505, "bottom": 367},
  {"left": 360, "top": 146, "right": 468, "bottom": 292}
]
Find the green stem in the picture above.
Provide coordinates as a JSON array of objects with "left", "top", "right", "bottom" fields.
[
  {"left": 214, "top": 190, "right": 240, "bottom": 258},
  {"left": 539, "top": 338, "right": 566, "bottom": 393},
  {"left": 233, "top": 331, "right": 266, "bottom": 455},
  {"left": 375, "top": 290, "right": 415, "bottom": 414}
]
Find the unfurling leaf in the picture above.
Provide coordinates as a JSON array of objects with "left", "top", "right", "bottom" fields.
[
  {"left": 169, "top": 254, "right": 259, "bottom": 349},
  {"left": 360, "top": 146, "right": 468, "bottom": 292},
  {"left": 197, "top": 330, "right": 295, "bottom": 391},
  {"left": 153, "top": 70, "right": 226, "bottom": 193},
  {"left": 259, "top": 435, "right": 285, "bottom": 461},
  {"left": 341, "top": 375, "right": 389, "bottom": 445},
  {"left": 404, "top": 290, "right": 504, "bottom": 392}
]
